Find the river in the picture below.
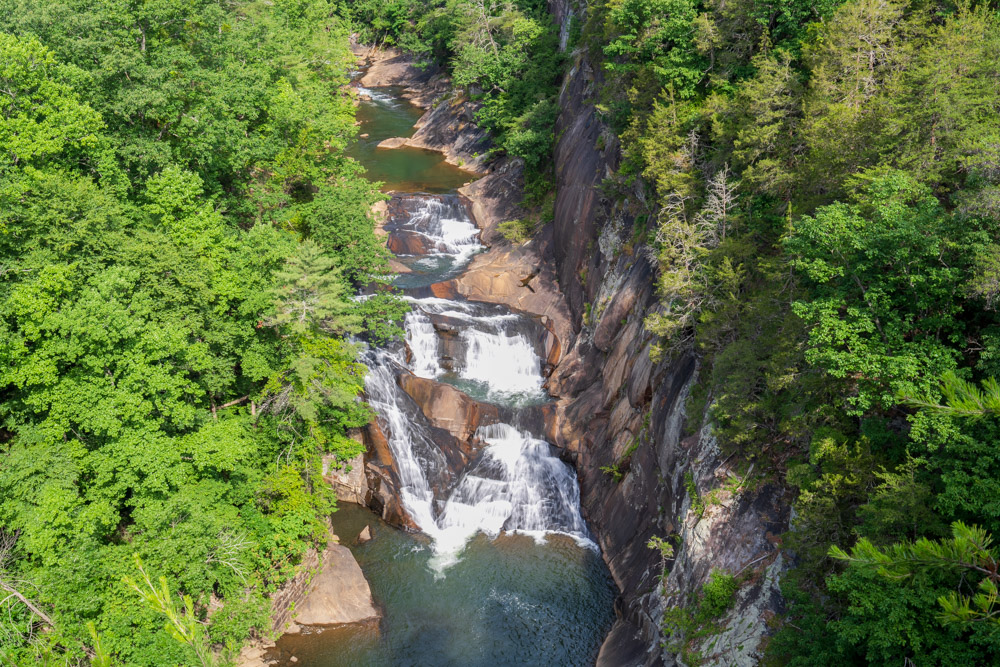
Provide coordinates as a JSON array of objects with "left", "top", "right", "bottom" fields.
[{"left": 268, "top": 74, "right": 615, "bottom": 667}]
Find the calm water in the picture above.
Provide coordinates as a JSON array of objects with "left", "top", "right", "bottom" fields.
[
  {"left": 269, "top": 505, "right": 615, "bottom": 667},
  {"left": 349, "top": 86, "right": 476, "bottom": 194}
]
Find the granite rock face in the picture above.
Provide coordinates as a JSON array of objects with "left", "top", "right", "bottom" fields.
[
  {"left": 534, "top": 4, "right": 792, "bottom": 662},
  {"left": 349, "top": 28, "right": 791, "bottom": 665}
]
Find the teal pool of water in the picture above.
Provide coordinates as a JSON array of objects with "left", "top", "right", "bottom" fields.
[
  {"left": 348, "top": 87, "right": 476, "bottom": 194},
  {"left": 391, "top": 252, "right": 483, "bottom": 290},
  {"left": 434, "top": 373, "right": 552, "bottom": 409},
  {"left": 269, "top": 505, "right": 616, "bottom": 667}
]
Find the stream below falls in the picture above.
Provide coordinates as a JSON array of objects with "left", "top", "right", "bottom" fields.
[{"left": 269, "top": 76, "right": 616, "bottom": 666}]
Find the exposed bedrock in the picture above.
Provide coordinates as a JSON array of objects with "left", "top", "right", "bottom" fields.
[
  {"left": 352, "top": 32, "right": 790, "bottom": 666},
  {"left": 353, "top": 44, "right": 491, "bottom": 173}
]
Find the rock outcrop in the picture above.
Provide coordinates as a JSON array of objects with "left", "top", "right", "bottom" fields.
[
  {"left": 287, "top": 543, "right": 380, "bottom": 629},
  {"left": 534, "top": 4, "right": 791, "bottom": 663},
  {"left": 352, "top": 27, "right": 791, "bottom": 666},
  {"left": 398, "top": 373, "right": 499, "bottom": 444}
]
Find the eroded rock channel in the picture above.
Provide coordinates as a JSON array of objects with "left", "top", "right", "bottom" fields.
[{"left": 264, "top": 49, "right": 616, "bottom": 666}]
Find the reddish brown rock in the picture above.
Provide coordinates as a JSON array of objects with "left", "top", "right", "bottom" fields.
[
  {"left": 387, "top": 231, "right": 434, "bottom": 255},
  {"left": 291, "top": 542, "right": 380, "bottom": 628},
  {"left": 397, "top": 373, "right": 498, "bottom": 445}
]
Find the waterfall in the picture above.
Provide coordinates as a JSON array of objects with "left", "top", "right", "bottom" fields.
[
  {"left": 404, "top": 309, "right": 443, "bottom": 378},
  {"left": 362, "top": 351, "right": 447, "bottom": 530},
  {"left": 430, "top": 423, "right": 592, "bottom": 568},
  {"left": 389, "top": 197, "right": 483, "bottom": 288},
  {"left": 457, "top": 328, "right": 545, "bottom": 397},
  {"left": 394, "top": 197, "right": 481, "bottom": 264},
  {"left": 403, "top": 296, "right": 547, "bottom": 404},
  {"left": 364, "top": 193, "right": 594, "bottom": 570}
]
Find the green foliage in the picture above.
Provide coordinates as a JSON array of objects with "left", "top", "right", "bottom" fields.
[
  {"left": 785, "top": 171, "right": 966, "bottom": 414},
  {"left": 831, "top": 521, "right": 1000, "bottom": 630},
  {"left": 0, "top": 2, "right": 397, "bottom": 663},
  {"left": 905, "top": 371, "right": 1000, "bottom": 419},
  {"left": 602, "top": 0, "right": 706, "bottom": 99},
  {"left": 699, "top": 571, "right": 738, "bottom": 619},
  {"left": 498, "top": 218, "right": 537, "bottom": 243},
  {"left": 581, "top": 0, "right": 1000, "bottom": 660},
  {"left": 684, "top": 471, "right": 706, "bottom": 519},
  {"left": 662, "top": 569, "right": 740, "bottom": 664},
  {"left": 125, "top": 555, "right": 222, "bottom": 667}
]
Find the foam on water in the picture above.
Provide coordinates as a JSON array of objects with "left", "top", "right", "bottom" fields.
[{"left": 363, "top": 193, "right": 591, "bottom": 570}]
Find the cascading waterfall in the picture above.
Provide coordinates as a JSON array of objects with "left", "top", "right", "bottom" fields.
[
  {"left": 403, "top": 309, "right": 443, "bottom": 378},
  {"left": 402, "top": 296, "right": 548, "bottom": 405},
  {"left": 456, "top": 328, "right": 545, "bottom": 397},
  {"left": 269, "top": 75, "right": 616, "bottom": 667},
  {"left": 432, "top": 423, "right": 592, "bottom": 565},
  {"left": 363, "top": 353, "right": 447, "bottom": 523},
  {"left": 388, "top": 196, "right": 483, "bottom": 287},
  {"left": 363, "top": 194, "right": 593, "bottom": 569}
]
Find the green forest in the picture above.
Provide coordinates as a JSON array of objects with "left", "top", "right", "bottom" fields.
[
  {"left": 4, "top": 0, "right": 1000, "bottom": 664},
  {"left": 580, "top": 0, "right": 1000, "bottom": 663},
  {"left": 0, "top": 1, "right": 408, "bottom": 663},
  {"left": 350, "top": 0, "right": 1000, "bottom": 662}
]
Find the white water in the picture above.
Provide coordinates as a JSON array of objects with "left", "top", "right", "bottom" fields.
[
  {"left": 394, "top": 198, "right": 482, "bottom": 264},
  {"left": 356, "top": 85, "right": 399, "bottom": 106},
  {"left": 457, "top": 328, "right": 545, "bottom": 396},
  {"left": 404, "top": 309, "right": 443, "bottom": 378},
  {"left": 402, "top": 297, "right": 547, "bottom": 403},
  {"left": 364, "top": 193, "right": 594, "bottom": 571},
  {"left": 430, "top": 423, "right": 592, "bottom": 569},
  {"left": 364, "top": 351, "right": 592, "bottom": 569},
  {"left": 363, "top": 353, "right": 446, "bottom": 521}
]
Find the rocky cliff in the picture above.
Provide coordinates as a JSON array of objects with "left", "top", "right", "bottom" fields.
[
  {"left": 535, "top": 4, "right": 791, "bottom": 664},
  {"left": 351, "top": 30, "right": 791, "bottom": 666}
]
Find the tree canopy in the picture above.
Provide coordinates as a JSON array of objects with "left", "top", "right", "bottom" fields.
[{"left": 0, "top": 2, "right": 404, "bottom": 663}]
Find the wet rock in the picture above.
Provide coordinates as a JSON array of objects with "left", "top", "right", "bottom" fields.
[
  {"left": 292, "top": 543, "right": 380, "bottom": 627},
  {"left": 236, "top": 644, "right": 269, "bottom": 667},
  {"left": 387, "top": 230, "right": 434, "bottom": 255},
  {"left": 365, "top": 462, "right": 419, "bottom": 531},
  {"left": 397, "top": 372, "right": 498, "bottom": 444},
  {"left": 362, "top": 421, "right": 420, "bottom": 531},
  {"left": 596, "top": 620, "right": 661, "bottom": 667},
  {"left": 440, "top": 245, "right": 573, "bottom": 352},
  {"left": 377, "top": 136, "right": 409, "bottom": 149}
]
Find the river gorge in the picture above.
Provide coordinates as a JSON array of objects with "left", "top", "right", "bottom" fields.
[
  {"left": 260, "top": 36, "right": 789, "bottom": 667},
  {"left": 265, "top": 53, "right": 617, "bottom": 666}
]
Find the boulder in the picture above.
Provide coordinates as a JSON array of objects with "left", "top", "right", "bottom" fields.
[
  {"left": 293, "top": 543, "right": 380, "bottom": 627},
  {"left": 377, "top": 136, "right": 409, "bottom": 149},
  {"left": 324, "top": 451, "right": 366, "bottom": 505},
  {"left": 387, "top": 230, "right": 434, "bottom": 255},
  {"left": 358, "top": 48, "right": 431, "bottom": 89},
  {"left": 358, "top": 525, "right": 372, "bottom": 543}
]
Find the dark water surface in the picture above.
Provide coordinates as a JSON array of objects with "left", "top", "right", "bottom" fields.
[
  {"left": 348, "top": 86, "right": 476, "bottom": 194},
  {"left": 269, "top": 505, "right": 615, "bottom": 667}
]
